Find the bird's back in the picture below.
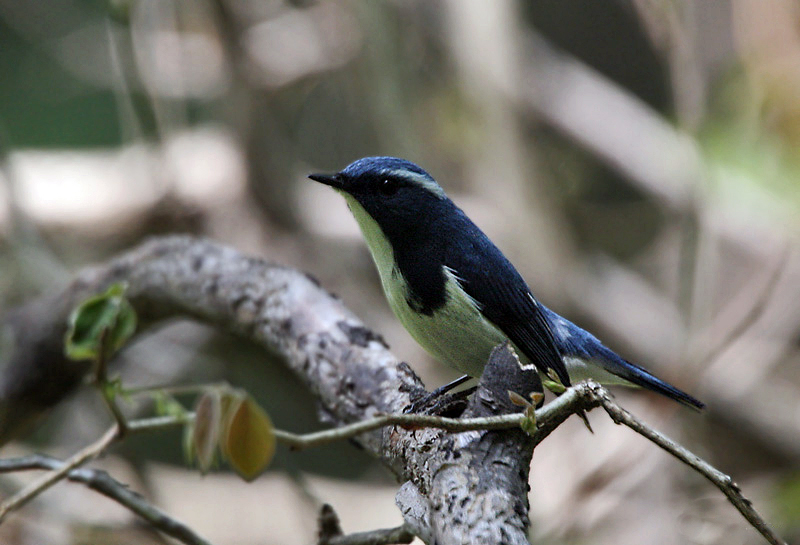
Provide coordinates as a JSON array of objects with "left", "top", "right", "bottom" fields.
[{"left": 378, "top": 201, "right": 570, "bottom": 384}]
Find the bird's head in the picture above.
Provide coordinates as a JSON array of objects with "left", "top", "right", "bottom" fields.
[{"left": 308, "top": 157, "right": 448, "bottom": 231}]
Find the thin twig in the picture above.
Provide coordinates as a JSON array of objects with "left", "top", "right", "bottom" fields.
[
  {"left": 0, "top": 414, "right": 193, "bottom": 524},
  {"left": 94, "top": 330, "right": 129, "bottom": 437},
  {"left": 274, "top": 413, "right": 521, "bottom": 449},
  {"left": 585, "top": 382, "right": 787, "bottom": 545},
  {"left": 119, "top": 385, "right": 579, "bottom": 452},
  {"left": 127, "top": 413, "right": 194, "bottom": 433},
  {"left": 0, "top": 383, "right": 784, "bottom": 544},
  {"left": 275, "top": 385, "right": 587, "bottom": 450},
  {"left": 0, "top": 455, "right": 214, "bottom": 545},
  {"left": 0, "top": 425, "right": 120, "bottom": 523}
]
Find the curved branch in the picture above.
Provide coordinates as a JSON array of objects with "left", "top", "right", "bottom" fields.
[
  {"left": 0, "top": 235, "right": 538, "bottom": 543},
  {"left": 0, "top": 236, "right": 786, "bottom": 545}
]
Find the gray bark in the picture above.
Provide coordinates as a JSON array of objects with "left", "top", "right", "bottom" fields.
[{"left": 0, "top": 236, "right": 538, "bottom": 544}]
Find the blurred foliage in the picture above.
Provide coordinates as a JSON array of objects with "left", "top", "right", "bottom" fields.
[
  {"left": 0, "top": 16, "right": 125, "bottom": 147},
  {"left": 702, "top": 72, "right": 800, "bottom": 214},
  {"left": 774, "top": 472, "right": 800, "bottom": 540}
]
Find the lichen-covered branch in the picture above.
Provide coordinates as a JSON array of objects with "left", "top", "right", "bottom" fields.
[
  {"left": 0, "top": 236, "right": 786, "bottom": 545},
  {"left": 316, "top": 503, "right": 415, "bottom": 545},
  {"left": 0, "top": 236, "right": 538, "bottom": 543}
]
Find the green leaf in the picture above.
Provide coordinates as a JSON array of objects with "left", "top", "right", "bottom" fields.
[
  {"left": 508, "top": 390, "right": 542, "bottom": 435},
  {"left": 542, "top": 376, "right": 566, "bottom": 395},
  {"left": 222, "top": 395, "right": 276, "bottom": 481},
  {"left": 64, "top": 283, "right": 137, "bottom": 361}
]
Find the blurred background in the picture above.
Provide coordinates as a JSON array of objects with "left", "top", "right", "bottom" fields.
[{"left": 1, "top": 0, "right": 799, "bottom": 543}]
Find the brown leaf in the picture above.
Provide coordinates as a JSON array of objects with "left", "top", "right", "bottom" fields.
[{"left": 192, "top": 390, "right": 222, "bottom": 474}]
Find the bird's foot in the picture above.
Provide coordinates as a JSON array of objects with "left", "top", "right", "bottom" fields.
[{"left": 404, "top": 375, "right": 475, "bottom": 416}]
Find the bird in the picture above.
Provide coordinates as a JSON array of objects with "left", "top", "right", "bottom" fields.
[{"left": 309, "top": 156, "right": 704, "bottom": 410}]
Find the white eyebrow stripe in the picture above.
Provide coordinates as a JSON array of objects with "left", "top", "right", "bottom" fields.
[{"left": 385, "top": 168, "right": 446, "bottom": 198}]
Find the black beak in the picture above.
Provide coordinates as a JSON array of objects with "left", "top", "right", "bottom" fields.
[{"left": 308, "top": 172, "right": 344, "bottom": 190}]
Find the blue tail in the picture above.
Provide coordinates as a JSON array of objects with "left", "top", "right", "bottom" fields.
[
  {"left": 542, "top": 307, "right": 704, "bottom": 410},
  {"left": 590, "top": 345, "right": 704, "bottom": 410}
]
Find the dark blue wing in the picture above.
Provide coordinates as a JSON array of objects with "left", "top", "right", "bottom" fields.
[{"left": 444, "top": 214, "right": 571, "bottom": 387}]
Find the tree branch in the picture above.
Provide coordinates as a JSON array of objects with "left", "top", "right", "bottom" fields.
[
  {"left": 0, "top": 425, "right": 120, "bottom": 522},
  {"left": 586, "top": 383, "right": 786, "bottom": 545},
  {"left": 0, "top": 454, "right": 213, "bottom": 545},
  {"left": 0, "top": 236, "right": 534, "bottom": 542},
  {"left": 0, "top": 236, "right": 787, "bottom": 544},
  {"left": 317, "top": 503, "right": 414, "bottom": 545},
  {"left": 0, "top": 412, "right": 192, "bottom": 523}
]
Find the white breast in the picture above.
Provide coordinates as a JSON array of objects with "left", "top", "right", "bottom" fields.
[
  {"left": 340, "top": 193, "right": 636, "bottom": 387},
  {"left": 389, "top": 267, "right": 510, "bottom": 376},
  {"left": 343, "top": 194, "right": 508, "bottom": 376}
]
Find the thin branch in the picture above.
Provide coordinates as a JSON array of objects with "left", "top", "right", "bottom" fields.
[
  {"left": 0, "top": 413, "right": 193, "bottom": 524},
  {"left": 274, "top": 413, "right": 519, "bottom": 449},
  {"left": 0, "top": 455, "right": 214, "bottom": 545},
  {"left": 585, "top": 382, "right": 787, "bottom": 545},
  {"left": 274, "top": 384, "right": 587, "bottom": 450},
  {"left": 0, "top": 425, "right": 120, "bottom": 523},
  {"left": 94, "top": 331, "right": 129, "bottom": 437},
  {"left": 0, "top": 380, "right": 784, "bottom": 544},
  {"left": 127, "top": 413, "right": 193, "bottom": 433}
]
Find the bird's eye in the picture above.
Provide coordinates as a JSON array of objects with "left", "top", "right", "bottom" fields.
[{"left": 379, "top": 178, "right": 399, "bottom": 196}]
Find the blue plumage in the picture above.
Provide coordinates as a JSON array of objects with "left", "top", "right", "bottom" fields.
[
  {"left": 541, "top": 306, "right": 703, "bottom": 408},
  {"left": 341, "top": 156, "right": 434, "bottom": 180},
  {"left": 310, "top": 156, "right": 704, "bottom": 410}
]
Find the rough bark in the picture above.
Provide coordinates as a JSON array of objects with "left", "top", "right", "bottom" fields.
[{"left": 0, "top": 236, "right": 539, "bottom": 544}]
